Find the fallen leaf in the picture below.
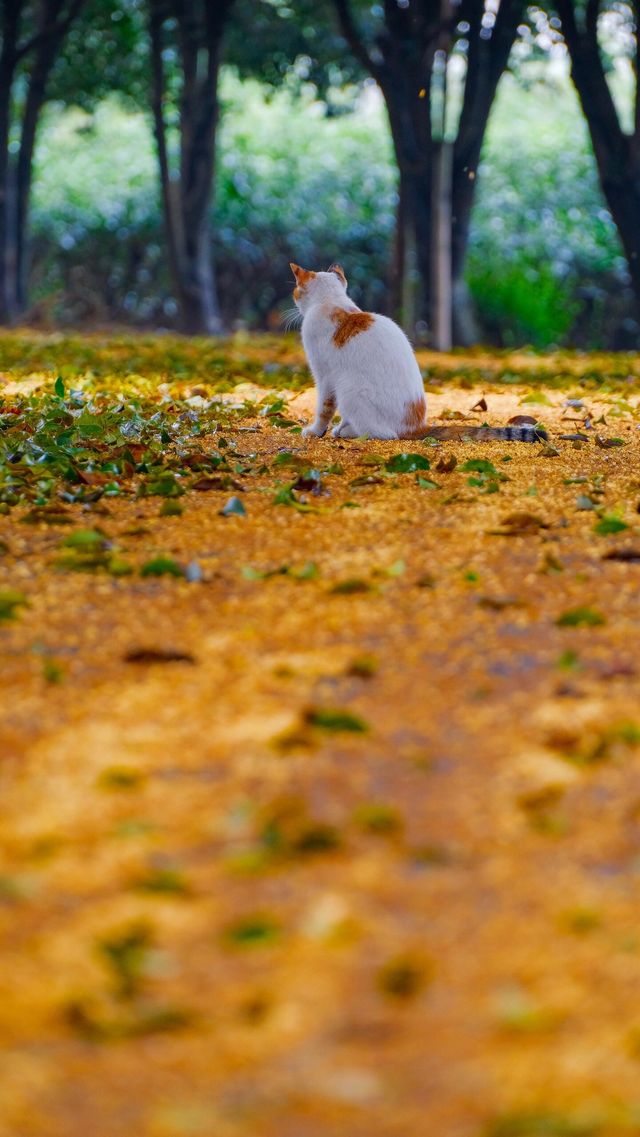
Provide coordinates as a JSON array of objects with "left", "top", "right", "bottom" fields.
[
  {"left": 21, "top": 507, "right": 73, "bottom": 525},
  {"left": 596, "top": 435, "right": 625, "bottom": 449},
  {"left": 438, "top": 409, "right": 469, "bottom": 421},
  {"left": 477, "top": 595, "right": 524, "bottom": 610},
  {"left": 349, "top": 474, "right": 384, "bottom": 487},
  {"left": 575, "top": 495, "right": 597, "bottom": 511},
  {"left": 0, "top": 589, "right": 28, "bottom": 621},
  {"left": 594, "top": 515, "right": 629, "bottom": 535},
  {"left": 304, "top": 706, "right": 369, "bottom": 732},
  {"left": 140, "top": 556, "right": 184, "bottom": 578},
  {"left": 220, "top": 496, "right": 246, "bottom": 517},
  {"left": 385, "top": 453, "right": 430, "bottom": 473},
  {"left": 435, "top": 453, "right": 457, "bottom": 473},
  {"left": 556, "top": 606, "right": 605, "bottom": 628},
  {"left": 602, "top": 548, "right": 640, "bottom": 563},
  {"left": 192, "top": 476, "right": 244, "bottom": 492},
  {"left": 124, "top": 648, "right": 196, "bottom": 664},
  {"left": 489, "top": 512, "right": 548, "bottom": 536},
  {"left": 291, "top": 470, "right": 326, "bottom": 495},
  {"left": 330, "top": 578, "right": 373, "bottom": 594}
]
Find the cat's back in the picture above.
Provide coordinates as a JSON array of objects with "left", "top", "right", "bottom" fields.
[{"left": 304, "top": 303, "right": 416, "bottom": 363}]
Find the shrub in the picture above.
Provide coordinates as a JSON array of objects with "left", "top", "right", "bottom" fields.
[{"left": 30, "top": 70, "right": 636, "bottom": 346}]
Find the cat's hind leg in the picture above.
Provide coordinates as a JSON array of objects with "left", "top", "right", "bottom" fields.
[
  {"left": 332, "top": 420, "right": 358, "bottom": 438},
  {"left": 302, "top": 392, "right": 336, "bottom": 438}
]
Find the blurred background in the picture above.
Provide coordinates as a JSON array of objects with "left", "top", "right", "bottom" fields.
[{"left": 3, "top": 0, "right": 640, "bottom": 350}]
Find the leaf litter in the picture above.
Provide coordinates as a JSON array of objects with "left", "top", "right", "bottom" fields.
[{"left": 3, "top": 334, "right": 640, "bottom": 1136}]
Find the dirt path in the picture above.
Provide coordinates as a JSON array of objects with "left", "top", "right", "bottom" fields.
[{"left": 2, "top": 339, "right": 640, "bottom": 1136}]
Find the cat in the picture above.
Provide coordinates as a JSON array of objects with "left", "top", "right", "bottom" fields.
[{"left": 290, "top": 263, "right": 546, "bottom": 443}]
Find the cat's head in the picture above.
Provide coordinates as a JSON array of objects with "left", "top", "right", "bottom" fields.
[{"left": 290, "top": 263, "right": 347, "bottom": 313}]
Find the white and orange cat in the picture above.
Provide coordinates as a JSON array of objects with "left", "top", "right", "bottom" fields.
[
  {"left": 290, "top": 262, "right": 545, "bottom": 443},
  {"left": 291, "top": 262, "right": 425, "bottom": 440}
]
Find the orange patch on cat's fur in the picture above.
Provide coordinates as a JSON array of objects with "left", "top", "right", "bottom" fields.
[
  {"left": 331, "top": 308, "right": 374, "bottom": 347},
  {"left": 328, "top": 263, "right": 347, "bottom": 286},
  {"left": 290, "top": 263, "right": 316, "bottom": 288},
  {"left": 400, "top": 397, "right": 428, "bottom": 438},
  {"left": 291, "top": 264, "right": 316, "bottom": 303}
]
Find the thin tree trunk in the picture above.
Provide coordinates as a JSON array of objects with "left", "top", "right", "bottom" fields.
[
  {"left": 176, "top": 8, "right": 223, "bottom": 335},
  {"left": 389, "top": 171, "right": 405, "bottom": 324},
  {"left": 149, "top": 0, "right": 231, "bottom": 334},
  {"left": 382, "top": 70, "right": 434, "bottom": 334},
  {"left": 149, "top": 0, "right": 187, "bottom": 312},
  {"left": 431, "top": 140, "right": 452, "bottom": 350},
  {"left": 16, "top": 4, "right": 65, "bottom": 313},
  {"left": 0, "top": 0, "right": 84, "bottom": 323},
  {"left": 0, "top": 0, "right": 20, "bottom": 323},
  {"left": 450, "top": 0, "right": 523, "bottom": 343}
]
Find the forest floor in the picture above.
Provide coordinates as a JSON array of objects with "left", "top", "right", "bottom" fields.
[{"left": 2, "top": 333, "right": 640, "bottom": 1137}]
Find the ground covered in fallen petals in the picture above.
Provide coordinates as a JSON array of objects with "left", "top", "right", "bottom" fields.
[{"left": 3, "top": 333, "right": 640, "bottom": 1137}]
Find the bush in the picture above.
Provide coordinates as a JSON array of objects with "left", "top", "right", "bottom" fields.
[
  {"left": 467, "top": 73, "right": 633, "bottom": 348},
  {"left": 30, "top": 70, "right": 636, "bottom": 346},
  {"left": 32, "top": 78, "right": 395, "bottom": 328}
]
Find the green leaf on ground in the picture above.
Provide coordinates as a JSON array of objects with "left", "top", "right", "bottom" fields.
[
  {"left": 0, "top": 589, "right": 28, "bottom": 621},
  {"left": 140, "top": 556, "right": 184, "bottom": 578},
  {"left": 556, "top": 606, "right": 605, "bottom": 628},
  {"left": 386, "top": 453, "right": 430, "bottom": 473},
  {"left": 221, "top": 915, "right": 281, "bottom": 949},
  {"left": 593, "top": 515, "right": 629, "bottom": 535},
  {"left": 304, "top": 706, "right": 369, "bottom": 732},
  {"left": 219, "top": 495, "right": 246, "bottom": 517}
]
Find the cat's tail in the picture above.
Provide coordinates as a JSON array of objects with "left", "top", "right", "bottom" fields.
[{"left": 419, "top": 424, "right": 548, "bottom": 443}]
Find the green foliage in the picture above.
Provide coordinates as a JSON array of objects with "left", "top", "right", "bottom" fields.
[
  {"left": 468, "top": 75, "right": 627, "bottom": 348},
  {"left": 31, "top": 69, "right": 633, "bottom": 346},
  {"left": 0, "top": 376, "right": 249, "bottom": 512},
  {"left": 32, "top": 78, "right": 395, "bottom": 326}
]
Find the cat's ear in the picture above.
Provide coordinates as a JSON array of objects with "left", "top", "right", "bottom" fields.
[
  {"left": 328, "top": 264, "right": 347, "bottom": 287},
  {"left": 290, "top": 263, "right": 315, "bottom": 284}
]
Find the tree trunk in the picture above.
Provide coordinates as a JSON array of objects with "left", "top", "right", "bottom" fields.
[
  {"left": 389, "top": 171, "right": 405, "bottom": 323},
  {"left": 0, "top": 0, "right": 85, "bottom": 324},
  {"left": 332, "top": 0, "right": 521, "bottom": 347},
  {"left": 16, "top": 5, "right": 66, "bottom": 313},
  {"left": 431, "top": 139, "right": 452, "bottom": 350},
  {"left": 149, "top": 0, "right": 183, "bottom": 299},
  {"left": 387, "top": 159, "right": 433, "bottom": 337},
  {"left": 594, "top": 150, "right": 640, "bottom": 303},
  {"left": 0, "top": 1, "right": 20, "bottom": 324},
  {"left": 176, "top": 20, "right": 223, "bottom": 335},
  {"left": 178, "top": 208, "right": 222, "bottom": 335},
  {"left": 555, "top": 0, "right": 640, "bottom": 315},
  {"left": 382, "top": 66, "right": 434, "bottom": 335},
  {"left": 149, "top": 0, "right": 232, "bottom": 336}
]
